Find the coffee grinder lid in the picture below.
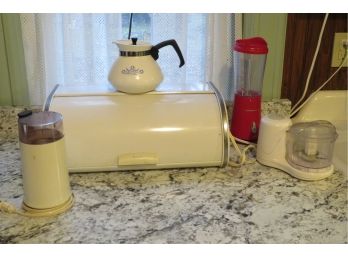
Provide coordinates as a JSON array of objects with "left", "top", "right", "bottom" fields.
[{"left": 18, "top": 110, "right": 64, "bottom": 145}]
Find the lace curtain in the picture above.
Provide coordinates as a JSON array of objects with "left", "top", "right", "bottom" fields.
[{"left": 20, "top": 13, "right": 239, "bottom": 105}]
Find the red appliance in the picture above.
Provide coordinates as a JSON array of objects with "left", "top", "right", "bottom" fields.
[{"left": 230, "top": 37, "right": 268, "bottom": 142}]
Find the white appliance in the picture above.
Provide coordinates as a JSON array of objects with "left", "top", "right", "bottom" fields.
[
  {"left": 47, "top": 82, "right": 229, "bottom": 172},
  {"left": 17, "top": 110, "right": 73, "bottom": 216},
  {"left": 257, "top": 115, "right": 338, "bottom": 181}
]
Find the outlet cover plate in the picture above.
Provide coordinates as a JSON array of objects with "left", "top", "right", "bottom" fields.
[{"left": 331, "top": 32, "right": 348, "bottom": 67}]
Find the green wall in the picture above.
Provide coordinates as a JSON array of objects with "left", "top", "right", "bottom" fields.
[
  {"left": 243, "top": 13, "right": 288, "bottom": 101},
  {"left": 0, "top": 14, "right": 29, "bottom": 106}
]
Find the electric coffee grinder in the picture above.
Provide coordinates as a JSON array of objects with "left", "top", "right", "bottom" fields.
[
  {"left": 230, "top": 37, "right": 268, "bottom": 142},
  {"left": 18, "top": 110, "right": 73, "bottom": 216}
]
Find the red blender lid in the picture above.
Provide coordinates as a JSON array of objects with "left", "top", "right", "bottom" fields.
[{"left": 234, "top": 37, "right": 268, "bottom": 54}]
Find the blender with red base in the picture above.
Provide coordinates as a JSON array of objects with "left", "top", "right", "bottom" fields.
[{"left": 230, "top": 37, "right": 268, "bottom": 142}]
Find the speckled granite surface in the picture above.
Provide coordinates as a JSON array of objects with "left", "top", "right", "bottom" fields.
[{"left": 0, "top": 106, "right": 347, "bottom": 243}]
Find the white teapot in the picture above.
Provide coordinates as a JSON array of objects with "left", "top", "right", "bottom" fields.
[{"left": 108, "top": 38, "right": 185, "bottom": 94}]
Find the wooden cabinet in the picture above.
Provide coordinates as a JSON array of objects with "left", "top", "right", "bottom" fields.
[{"left": 281, "top": 14, "right": 347, "bottom": 105}]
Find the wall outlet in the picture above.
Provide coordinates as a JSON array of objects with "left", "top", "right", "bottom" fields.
[{"left": 331, "top": 32, "right": 348, "bottom": 67}]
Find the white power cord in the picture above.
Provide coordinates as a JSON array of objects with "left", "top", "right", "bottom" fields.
[
  {"left": 228, "top": 131, "right": 256, "bottom": 167},
  {"left": 290, "top": 51, "right": 348, "bottom": 117},
  {"left": 291, "top": 13, "right": 329, "bottom": 113},
  {"left": 234, "top": 136, "right": 256, "bottom": 146}
]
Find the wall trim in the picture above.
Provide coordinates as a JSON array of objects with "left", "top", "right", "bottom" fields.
[
  {"left": 1, "top": 14, "right": 29, "bottom": 106},
  {"left": 0, "top": 15, "right": 13, "bottom": 105}
]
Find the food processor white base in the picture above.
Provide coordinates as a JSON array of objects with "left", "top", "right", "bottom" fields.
[
  {"left": 256, "top": 115, "right": 335, "bottom": 181},
  {"left": 257, "top": 156, "right": 334, "bottom": 181}
]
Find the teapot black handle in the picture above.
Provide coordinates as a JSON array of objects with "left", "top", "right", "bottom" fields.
[{"left": 150, "top": 39, "right": 185, "bottom": 68}]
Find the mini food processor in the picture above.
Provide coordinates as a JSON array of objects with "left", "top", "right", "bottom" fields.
[{"left": 257, "top": 115, "right": 338, "bottom": 180}]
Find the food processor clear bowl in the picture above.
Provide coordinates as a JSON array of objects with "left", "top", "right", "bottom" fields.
[{"left": 286, "top": 120, "right": 338, "bottom": 169}]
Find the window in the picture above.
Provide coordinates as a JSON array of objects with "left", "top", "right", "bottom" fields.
[
  {"left": 20, "top": 14, "right": 240, "bottom": 105},
  {"left": 121, "top": 14, "right": 151, "bottom": 40}
]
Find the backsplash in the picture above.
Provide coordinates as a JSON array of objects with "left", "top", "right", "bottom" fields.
[
  {"left": 261, "top": 99, "right": 291, "bottom": 116},
  {"left": 0, "top": 107, "right": 24, "bottom": 141}
]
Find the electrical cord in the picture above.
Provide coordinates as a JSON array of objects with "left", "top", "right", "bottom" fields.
[
  {"left": 290, "top": 45, "right": 348, "bottom": 117},
  {"left": 234, "top": 136, "right": 256, "bottom": 146},
  {"left": 0, "top": 201, "right": 38, "bottom": 217},
  {"left": 127, "top": 13, "right": 133, "bottom": 40},
  {"left": 291, "top": 13, "right": 329, "bottom": 113},
  {"left": 228, "top": 131, "right": 256, "bottom": 167}
]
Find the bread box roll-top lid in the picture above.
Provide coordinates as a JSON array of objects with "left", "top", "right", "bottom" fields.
[{"left": 48, "top": 82, "right": 229, "bottom": 172}]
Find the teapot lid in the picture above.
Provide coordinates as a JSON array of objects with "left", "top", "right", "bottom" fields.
[{"left": 115, "top": 39, "right": 152, "bottom": 52}]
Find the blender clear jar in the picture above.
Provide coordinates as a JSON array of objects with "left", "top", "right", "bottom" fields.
[
  {"left": 286, "top": 120, "right": 338, "bottom": 169},
  {"left": 233, "top": 51, "right": 267, "bottom": 97},
  {"left": 230, "top": 37, "right": 268, "bottom": 142}
]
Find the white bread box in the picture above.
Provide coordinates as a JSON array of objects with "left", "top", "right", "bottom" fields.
[{"left": 47, "top": 82, "right": 229, "bottom": 172}]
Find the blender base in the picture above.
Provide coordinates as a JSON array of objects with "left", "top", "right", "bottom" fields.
[{"left": 230, "top": 93, "right": 261, "bottom": 142}]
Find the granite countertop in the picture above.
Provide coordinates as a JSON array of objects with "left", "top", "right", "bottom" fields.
[{"left": 0, "top": 106, "right": 347, "bottom": 243}]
